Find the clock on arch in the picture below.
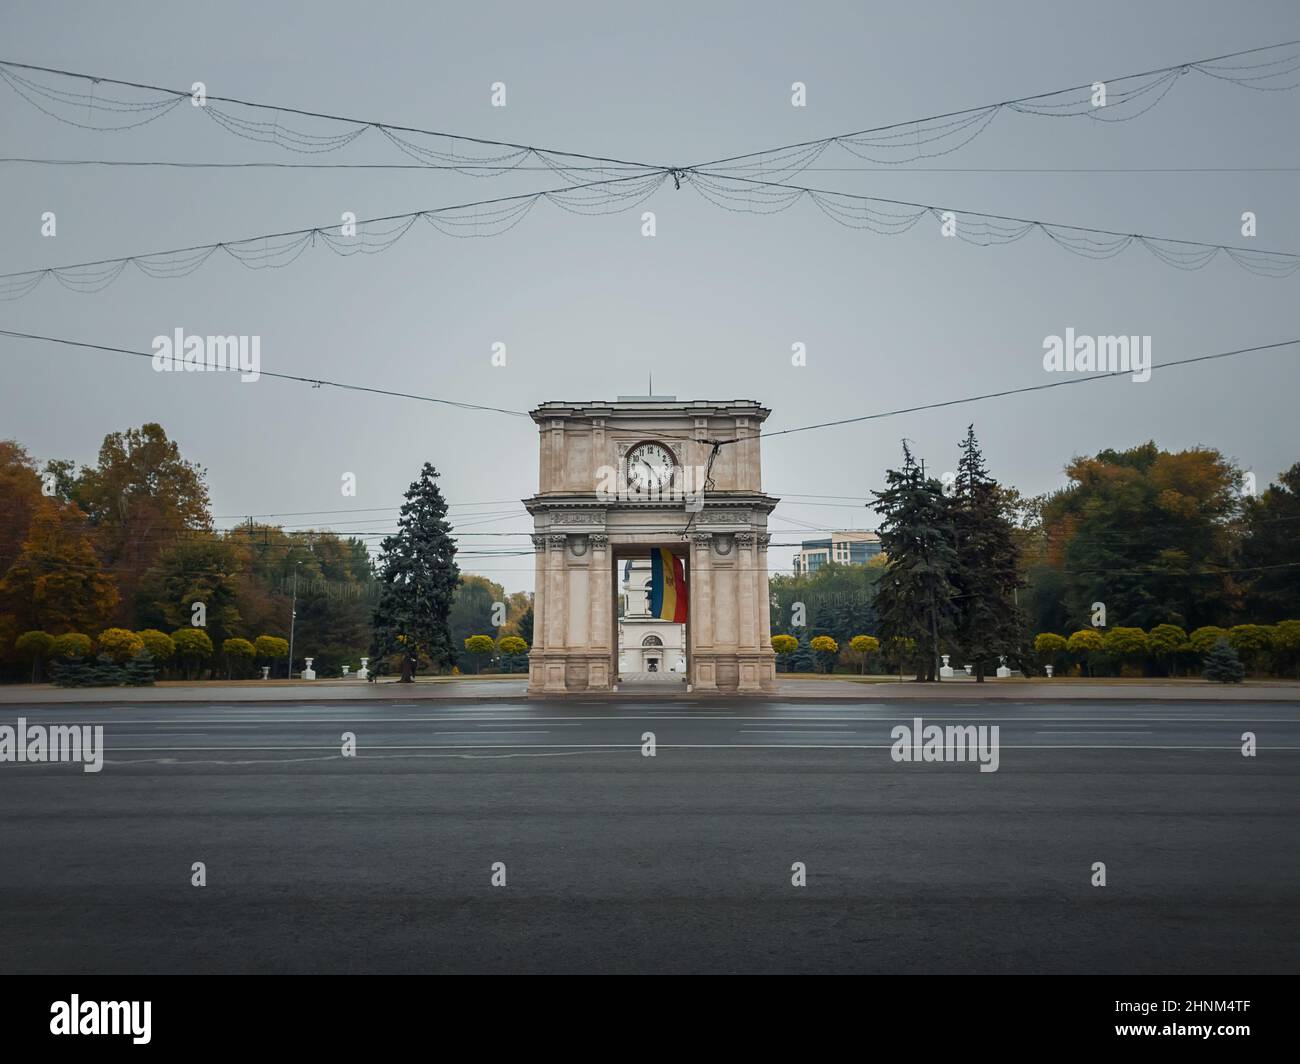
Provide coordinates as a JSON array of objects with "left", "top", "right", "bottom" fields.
[{"left": 625, "top": 441, "right": 675, "bottom": 492}]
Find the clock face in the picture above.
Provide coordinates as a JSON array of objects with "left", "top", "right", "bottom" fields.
[{"left": 626, "top": 442, "right": 674, "bottom": 492}]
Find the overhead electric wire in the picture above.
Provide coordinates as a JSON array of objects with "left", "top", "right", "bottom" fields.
[
  {"left": 0, "top": 169, "right": 670, "bottom": 298},
  {"left": 683, "top": 170, "right": 1300, "bottom": 276},
  {"left": 0, "top": 57, "right": 664, "bottom": 175},
  {"left": 757, "top": 340, "right": 1300, "bottom": 438},
  {"left": 6, "top": 331, "right": 1296, "bottom": 450},
  {"left": 683, "top": 40, "right": 1300, "bottom": 176},
  {"left": 0, "top": 328, "right": 533, "bottom": 417}
]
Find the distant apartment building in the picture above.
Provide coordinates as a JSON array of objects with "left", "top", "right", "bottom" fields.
[{"left": 792, "top": 530, "right": 882, "bottom": 574}]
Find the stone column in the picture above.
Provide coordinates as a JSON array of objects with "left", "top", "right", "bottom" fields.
[
  {"left": 689, "top": 532, "right": 718, "bottom": 691},
  {"left": 543, "top": 533, "right": 569, "bottom": 692},
  {"left": 736, "top": 532, "right": 762, "bottom": 693},
  {"left": 587, "top": 534, "right": 612, "bottom": 689}
]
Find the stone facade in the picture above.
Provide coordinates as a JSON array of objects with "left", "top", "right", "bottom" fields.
[{"left": 524, "top": 398, "right": 778, "bottom": 694}]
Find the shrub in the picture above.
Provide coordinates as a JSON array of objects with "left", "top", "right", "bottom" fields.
[
  {"left": 1103, "top": 627, "right": 1149, "bottom": 674},
  {"left": 1066, "top": 629, "right": 1104, "bottom": 675},
  {"left": 1148, "top": 624, "right": 1189, "bottom": 675},
  {"left": 97, "top": 627, "right": 145, "bottom": 663},
  {"left": 848, "top": 634, "right": 880, "bottom": 675},
  {"left": 1227, "top": 624, "right": 1274, "bottom": 675},
  {"left": 464, "top": 634, "right": 495, "bottom": 673},
  {"left": 1033, "top": 633, "right": 1067, "bottom": 674},
  {"left": 172, "top": 627, "right": 215, "bottom": 679},
  {"left": 136, "top": 629, "right": 175, "bottom": 664},
  {"left": 14, "top": 630, "right": 54, "bottom": 682},
  {"left": 254, "top": 635, "right": 289, "bottom": 677},
  {"left": 1189, "top": 626, "right": 1229, "bottom": 656},
  {"left": 222, "top": 637, "right": 256, "bottom": 678},
  {"left": 50, "top": 632, "right": 93, "bottom": 660},
  {"left": 810, "top": 635, "right": 839, "bottom": 674}
]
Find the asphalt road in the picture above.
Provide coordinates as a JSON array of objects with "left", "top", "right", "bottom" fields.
[{"left": 1, "top": 698, "right": 1297, "bottom": 974}]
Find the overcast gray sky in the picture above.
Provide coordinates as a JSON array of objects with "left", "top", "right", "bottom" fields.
[{"left": 2, "top": 0, "right": 1297, "bottom": 593}]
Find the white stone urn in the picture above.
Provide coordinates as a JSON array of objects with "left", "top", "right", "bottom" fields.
[
  {"left": 357, "top": 657, "right": 370, "bottom": 680},
  {"left": 302, "top": 657, "right": 316, "bottom": 680}
]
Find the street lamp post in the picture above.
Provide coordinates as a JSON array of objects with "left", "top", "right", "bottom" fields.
[{"left": 287, "top": 563, "right": 300, "bottom": 680}]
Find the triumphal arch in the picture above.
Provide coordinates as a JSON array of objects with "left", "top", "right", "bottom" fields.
[{"left": 525, "top": 397, "right": 778, "bottom": 695}]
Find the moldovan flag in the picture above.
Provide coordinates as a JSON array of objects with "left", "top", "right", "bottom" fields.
[{"left": 649, "top": 548, "right": 688, "bottom": 623}]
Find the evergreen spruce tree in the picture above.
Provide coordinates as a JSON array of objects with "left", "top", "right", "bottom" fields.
[
  {"left": 787, "top": 635, "right": 815, "bottom": 673},
  {"left": 89, "top": 652, "right": 125, "bottom": 686},
  {"left": 1202, "top": 638, "right": 1245, "bottom": 683},
  {"left": 370, "top": 463, "right": 460, "bottom": 682},
  {"left": 871, "top": 443, "right": 958, "bottom": 681},
  {"left": 951, "top": 426, "right": 1027, "bottom": 681},
  {"left": 124, "top": 650, "right": 157, "bottom": 686},
  {"left": 52, "top": 654, "right": 94, "bottom": 688}
]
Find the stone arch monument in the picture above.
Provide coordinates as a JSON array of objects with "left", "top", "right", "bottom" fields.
[{"left": 525, "top": 397, "right": 778, "bottom": 695}]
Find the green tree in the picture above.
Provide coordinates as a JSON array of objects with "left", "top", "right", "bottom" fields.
[
  {"left": 464, "top": 634, "right": 495, "bottom": 674},
  {"left": 1033, "top": 632, "right": 1068, "bottom": 675},
  {"left": 51, "top": 654, "right": 94, "bottom": 688},
  {"left": 848, "top": 634, "right": 880, "bottom": 675},
  {"left": 1271, "top": 619, "right": 1300, "bottom": 679},
  {"left": 14, "top": 630, "right": 54, "bottom": 682},
  {"left": 254, "top": 634, "right": 289, "bottom": 677},
  {"left": 882, "top": 635, "right": 917, "bottom": 679},
  {"left": 1103, "top": 627, "right": 1149, "bottom": 676},
  {"left": 449, "top": 575, "right": 501, "bottom": 660},
  {"left": 1202, "top": 638, "right": 1245, "bottom": 683},
  {"left": 872, "top": 443, "right": 958, "bottom": 682},
  {"left": 516, "top": 605, "right": 534, "bottom": 647},
  {"left": 171, "top": 627, "right": 214, "bottom": 679},
  {"left": 810, "top": 634, "right": 839, "bottom": 674},
  {"left": 1066, "top": 628, "right": 1104, "bottom": 676},
  {"left": 222, "top": 637, "right": 256, "bottom": 679},
  {"left": 370, "top": 464, "right": 460, "bottom": 682},
  {"left": 135, "top": 537, "right": 246, "bottom": 649},
  {"left": 1239, "top": 463, "right": 1300, "bottom": 621},
  {"left": 136, "top": 629, "right": 175, "bottom": 667},
  {"left": 1037, "top": 442, "right": 1240, "bottom": 630},
  {"left": 1147, "top": 623, "right": 1189, "bottom": 677},
  {"left": 97, "top": 627, "right": 144, "bottom": 663},
  {"left": 1189, "top": 625, "right": 1229, "bottom": 657},
  {"left": 50, "top": 632, "right": 93, "bottom": 659},
  {"left": 497, "top": 634, "right": 529, "bottom": 673},
  {"left": 123, "top": 650, "right": 157, "bottom": 686},
  {"left": 951, "top": 426, "right": 1026, "bottom": 680},
  {"left": 1227, "top": 624, "right": 1274, "bottom": 676}
]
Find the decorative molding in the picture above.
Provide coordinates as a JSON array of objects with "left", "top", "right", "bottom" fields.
[
  {"left": 546, "top": 534, "right": 568, "bottom": 551},
  {"left": 569, "top": 535, "right": 589, "bottom": 558},
  {"left": 735, "top": 532, "right": 755, "bottom": 548},
  {"left": 551, "top": 511, "right": 608, "bottom": 526},
  {"left": 713, "top": 533, "right": 735, "bottom": 556},
  {"left": 589, "top": 534, "right": 609, "bottom": 550}
]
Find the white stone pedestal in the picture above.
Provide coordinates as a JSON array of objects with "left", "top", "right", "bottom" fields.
[
  {"left": 939, "top": 653, "right": 954, "bottom": 679},
  {"left": 996, "top": 655, "right": 1011, "bottom": 679},
  {"left": 302, "top": 657, "right": 316, "bottom": 680},
  {"left": 1045, "top": 665, "right": 1054, "bottom": 678},
  {"left": 260, "top": 666, "right": 270, "bottom": 680},
  {"left": 357, "top": 658, "right": 370, "bottom": 680},
  {"left": 341, "top": 665, "right": 350, "bottom": 677}
]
